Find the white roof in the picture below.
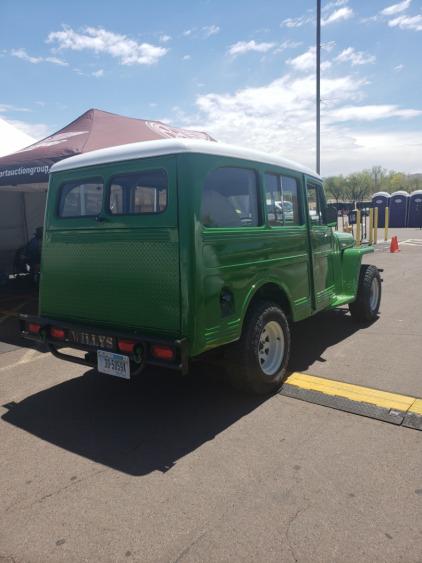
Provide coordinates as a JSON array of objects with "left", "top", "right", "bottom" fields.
[{"left": 50, "top": 138, "right": 321, "bottom": 179}]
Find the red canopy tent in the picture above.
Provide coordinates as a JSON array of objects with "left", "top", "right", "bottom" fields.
[
  {"left": 0, "top": 108, "right": 214, "bottom": 275},
  {"left": 0, "top": 108, "right": 214, "bottom": 189}
]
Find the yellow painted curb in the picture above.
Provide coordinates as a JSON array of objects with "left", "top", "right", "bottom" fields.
[
  {"left": 285, "top": 372, "right": 417, "bottom": 413},
  {"left": 409, "top": 399, "right": 422, "bottom": 416}
]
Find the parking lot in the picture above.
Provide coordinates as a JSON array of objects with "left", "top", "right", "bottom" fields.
[{"left": 0, "top": 229, "right": 421, "bottom": 563}]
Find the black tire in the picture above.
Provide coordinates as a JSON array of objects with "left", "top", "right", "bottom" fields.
[
  {"left": 349, "top": 264, "right": 381, "bottom": 323},
  {"left": 228, "top": 301, "right": 291, "bottom": 395}
]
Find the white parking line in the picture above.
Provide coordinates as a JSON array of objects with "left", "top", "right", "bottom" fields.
[{"left": 401, "top": 239, "right": 422, "bottom": 246}]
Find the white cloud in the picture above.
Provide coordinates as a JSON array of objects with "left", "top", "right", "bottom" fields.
[
  {"left": 159, "top": 34, "right": 171, "bottom": 43},
  {"left": 281, "top": 14, "right": 314, "bottom": 28},
  {"left": 202, "top": 25, "right": 220, "bottom": 37},
  {"left": 381, "top": 0, "right": 412, "bottom": 16},
  {"left": 388, "top": 14, "right": 422, "bottom": 30},
  {"left": 182, "top": 54, "right": 191, "bottom": 60},
  {"left": 394, "top": 63, "right": 404, "bottom": 71},
  {"left": 322, "top": 41, "right": 337, "bottom": 52},
  {"left": 11, "top": 48, "right": 68, "bottom": 66},
  {"left": 47, "top": 26, "right": 168, "bottom": 65},
  {"left": 0, "top": 104, "right": 31, "bottom": 113},
  {"left": 327, "top": 105, "right": 422, "bottom": 122},
  {"left": 227, "top": 40, "right": 276, "bottom": 57},
  {"left": 228, "top": 39, "right": 301, "bottom": 57},
  {"left": 180, "top": 67, "right": 422, "bottom": 175},
  {"left": 335, "top": 47, "right": 376, "bottom": 65},
  {"left": 6, "top": 119, "right": 50, "bottom": 141},
  {"left": 323, "top": 0, "right": 349, "bottom": 11},
  {"left": 287, "top": 47, "right": 331, "bottom": 72},
  {"left": 182, "top": 25, "right": 220, "bottom": 38},
  {"left": 0, "top": 117, "right": 36, "bottom": 156},
  {"left": 92, "top": 69, "right": 104, "bottom": 77},
  {"left": 322, "top": 7, "right": 354, "bottom": 26}
]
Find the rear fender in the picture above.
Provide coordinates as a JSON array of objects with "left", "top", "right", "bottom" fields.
[{"left": 240, "top": 279, "right": 294, "bottom": 328}]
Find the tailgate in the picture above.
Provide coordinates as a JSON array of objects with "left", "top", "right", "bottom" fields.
[{"left": 40, "top": 156, "right": 181, "bottom": 335}]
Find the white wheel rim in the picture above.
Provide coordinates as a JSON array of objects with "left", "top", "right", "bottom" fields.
[
  {"left": 258, "top": 321, "right": 285, "bottom": 376},
  {"left": 369, "top": 277, "right": 380, "bottom": 311}
]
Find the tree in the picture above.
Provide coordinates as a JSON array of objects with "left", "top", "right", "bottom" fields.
[
  {"left": 345, "top": 171, "right": 371, "bottom": 204},
  {"left": 325, "top": 175, "right": 345, "bottom": 205},
  {"left": 370, "top": 165, "right": 387, "bottom": 193},
  {"left": 387, "top": 171, "right": 407, "bottom": 193}
]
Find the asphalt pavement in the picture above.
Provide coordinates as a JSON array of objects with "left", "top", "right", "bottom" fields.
[{"left": 0, "top": 229, "right": 421, "bottom": 563}]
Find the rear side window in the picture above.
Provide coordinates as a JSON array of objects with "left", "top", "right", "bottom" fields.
[
  {"left": 58, "top": 178, "right": 103, "bottom": 218},
  {"left": 109, "top": 169, "right": 167, "bottom": 215},
  {"left": 201, "top": 167, "right": 259, "bottom": 228},
  {"left": 264, "top": 173, "right": 301, "bottom": 226}
]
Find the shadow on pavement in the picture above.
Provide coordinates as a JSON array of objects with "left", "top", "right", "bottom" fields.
[
  {"left": 0, "top": 282, "right": 40, "bottom": 354},
  {"left": 1, "top": 306, "right": 372, "bottom": 476},
  {"left": 289, "top": 308, "right": 364, "bottom": 372},
  {"left": 2, "top": 363, "right": 265, "bottom": 476}
]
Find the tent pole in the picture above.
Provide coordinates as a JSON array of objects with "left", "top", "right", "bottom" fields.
[{"left": 21, "top": 192, "right": 29, "bottom": 243}]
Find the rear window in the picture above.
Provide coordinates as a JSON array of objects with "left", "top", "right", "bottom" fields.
[
  {"left": 109, "top": 169, "right": 168, "bottom": 215},
  {"left": 201, "top": 167, "right": 259, "bottom": 228},
  {"left": 58, "top": 178, "right": 103, "bottom": 218}
]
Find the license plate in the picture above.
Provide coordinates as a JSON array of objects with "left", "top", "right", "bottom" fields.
[{"left": 97, "top": 350, "right": 130, "bottom": 379}]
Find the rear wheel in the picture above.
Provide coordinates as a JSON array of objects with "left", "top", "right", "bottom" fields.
[
  {"left": 349, "top": 265, "right": 381, "bottom": 323},
  {"left": 229, "top": 301, "right": 291, "bottom": 395}
]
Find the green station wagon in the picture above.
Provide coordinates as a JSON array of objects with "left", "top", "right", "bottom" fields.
[{"left": 21, "top": 139, "right": 382, "bottom": 394}]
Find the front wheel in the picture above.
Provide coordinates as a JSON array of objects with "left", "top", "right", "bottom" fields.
[
  {"left": 228, "top": 301, "right": 291, "bottom": 395},
  {"left": 349, "top": 264, "right": 381, "bottom": 323}
]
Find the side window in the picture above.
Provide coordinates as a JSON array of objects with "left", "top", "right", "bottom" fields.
[
  {"left": 282, "top": 176, "right": 300, "bottom": 225},
  {"left": 265, "top": 174, "right": 283, "bottom": 226},
  {"left": 109, "top": 169, "right": 167, "bottom": 215},
  {"left": 201, "top": 167, "right": 259, "bottom": 228},
  {"left": 307, "top": 183, "right": 325, "bottom": 225},
  {"left": 58, "top": 178, "right": 103, "bottom": 218},
  {"left": 264, "top": 173, "right": 300, "bottom": 226}
]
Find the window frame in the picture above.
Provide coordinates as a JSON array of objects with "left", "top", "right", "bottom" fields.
[
  {"left": 201, "top": 165, "right": 263, "bottom": 230},
  {"left": 106, "top": 168, "right": 169, "bottom": 217},
  {"left": 263, "top": 170, "right": 303, "bottom": 228},
  {"left": 306, "top": 182, "right": 327, "bottom": 226},
  {"left": 56, "top": 176, "right": 104, "bottom": 219}
]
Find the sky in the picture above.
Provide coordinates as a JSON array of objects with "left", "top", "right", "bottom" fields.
[{"left": 1, "top": 0, "right": 422, "bottom": 175}]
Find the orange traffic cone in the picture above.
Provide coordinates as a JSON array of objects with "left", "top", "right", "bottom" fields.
[{"left": 390, "top": 236, "right": 400, "bottom": 253}]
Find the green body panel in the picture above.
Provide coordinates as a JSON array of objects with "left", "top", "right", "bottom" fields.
[
  {"left": 40, "top": 156, "right": 181, "bottom": 336},
  {"left": 40, "top": 151, "right": 372, "bottom": 359}
]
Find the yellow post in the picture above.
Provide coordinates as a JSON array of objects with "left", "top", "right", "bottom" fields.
[
  {"left": 369, "top": 208, "right": 374, "bottom": 245},
  {"left": 355, "top": 209, "right": 361, "bottom": 246},
  {"left": 384, "top": 207, "right": 389, "bottom": 242},
  {"left": 374, "top": 207, "right": 379, "bottom": 245}
]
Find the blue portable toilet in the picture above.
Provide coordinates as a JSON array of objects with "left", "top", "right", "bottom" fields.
[
  {"left": 389, "top": 190, "right": 409, "bottom": 228},
  {"left": 408, "top": 190, "right": 422, "bottom": 228},
  {"left": 372, "top": 191, "right": 390, "bottom": 228}
]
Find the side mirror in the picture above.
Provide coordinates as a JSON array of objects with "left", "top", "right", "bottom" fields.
[{"left": 325, "top": 206, "right": 338, "bottom": 227}]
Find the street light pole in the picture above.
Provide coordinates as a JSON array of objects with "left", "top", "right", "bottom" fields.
[{"left": 316, "top": 0, "right": 321, "bottom": 175}]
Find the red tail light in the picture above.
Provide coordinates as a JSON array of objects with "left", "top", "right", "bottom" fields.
[
  {"left": 118, "top": 339, "right": 136, "bottom": 353},
  {"left": 151, "top": 345, "right": 175, "bottom": 361},
  {"left": 50, "top": 327, "right": 65, "bottom": 340},
  {"left": 28, "top": 322, "right": 41, "bottom": 334}
]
